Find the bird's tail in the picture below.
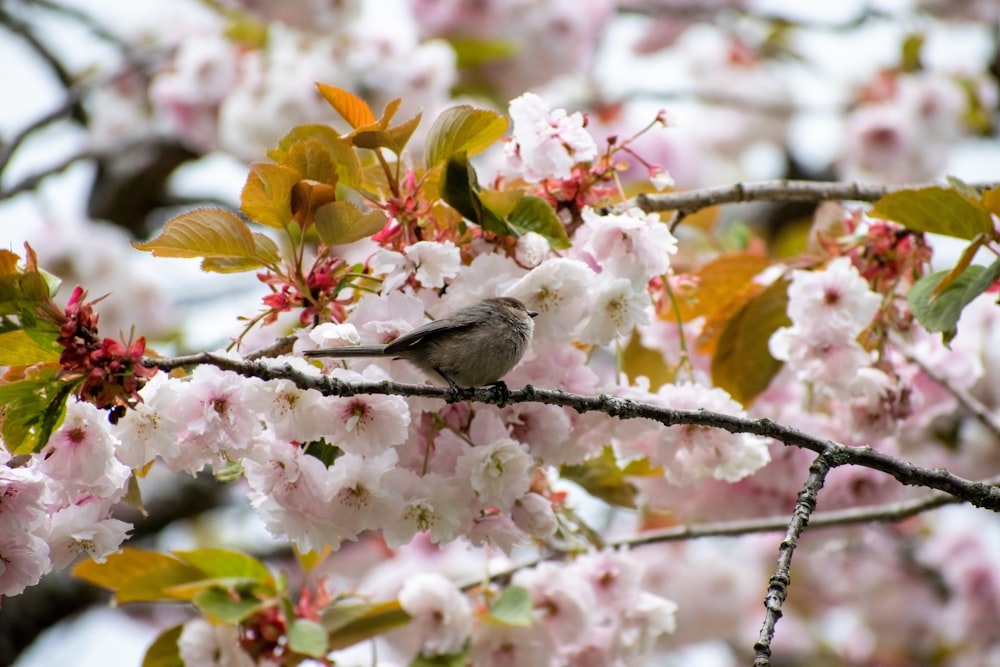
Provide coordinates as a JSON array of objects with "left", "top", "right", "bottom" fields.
[{"left": 303, "top": 346, "right": 389, "bottom": 358}]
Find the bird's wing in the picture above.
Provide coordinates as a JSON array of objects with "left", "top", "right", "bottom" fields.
[{"left": 383, "top": 313, "right": 479, "bottom": 353}]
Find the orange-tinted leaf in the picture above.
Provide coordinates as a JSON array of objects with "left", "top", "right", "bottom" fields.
[
  {"left": 0, "top": 249, "right": 19, "bottom": 273},
  {"left": 621, "top": 331, "right": 675, "bottom": 391},
  {"left": 981, "top": 186, "right": 1000, "bottom": 217},
  {"left": 132, "top": 208, "right": 256, "bottom": 260},
  {"left": 240, "top": 163, "right": 300, "bottom": 229},
  {"left": 710, "top": 278, "right": 791, "bottom": 405},
  {"left": 378, "top": 98, "right": 402, "bottom": 129},
  {"left": 677, "top": 252, "right": 771, "bottom": 322},
  {"left": 316, "top": 83, "right": 376, "bottom": 130},
  {"left": 292, "top": 180, "right": 338, "bottom": 230}
]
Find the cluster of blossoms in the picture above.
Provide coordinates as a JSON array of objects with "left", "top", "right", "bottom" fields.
[
  {"left": 0, "top": 401, "right": 131, "bottom": 596},
  {"left": 840, "top": 70, "right": 997, "bottom": 183}
]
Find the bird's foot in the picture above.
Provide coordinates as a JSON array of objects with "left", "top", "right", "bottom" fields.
[{"left": 487, "top": 381, "right": 511, "bottom": 406}]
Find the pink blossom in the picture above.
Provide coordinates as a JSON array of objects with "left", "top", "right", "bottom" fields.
[
  {"left": 577, "top": 276, "right": 651, "bottom": 345},
  {"left": 0, "top": 532, "right": 50, "bottom": 597},
  {"left": 327, "top": 450, "right": 401, "bottom": 541},
  {"left": 786, "top": 257, "right": 882, "bottom": 336},
  {"left": 326, "top": 367, "right": 411, "bottom": 455},
  {"left": 381, "top": 470, "right": 471, "bottom": 548},
  {"left": 505, "top": 92, "right": 598, "bottom": 183},
  {"left": 514, "top": 562, "right": 598, "bottom": 646},
  {"left": 455, "top": 437, "right": 534, "bottom": 511},
  {"left": 39, "top": 400, "right": 130, "bottom": 502},
  {"left": 581, "top": 206, "right": 678, "bottom": 286},
  {"left": 399, "top": 573, "right": 473, "bottom": 657},
  {"left": 511, "top": 492, "right": 557, "bottom": 538},
  {"left": 244, "top": 440, "right": 342, "bottom": 553},
  {"left": 506, "top": 257, "right": 596, "bottom": 343},
  {"left": 160, "top": 364, "right": 262, "bottom": 474},
  {"left": 46, "top": 500, "right": 131, "bottom": 569}
]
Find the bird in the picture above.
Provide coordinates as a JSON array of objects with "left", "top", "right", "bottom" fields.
[{"left": 304, "top": 296, "right": 537, "bottom": 392}]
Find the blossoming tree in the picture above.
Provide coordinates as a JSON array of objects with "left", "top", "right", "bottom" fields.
[{"left": 1, "top": 2, "right": 999, "bottom": 666}]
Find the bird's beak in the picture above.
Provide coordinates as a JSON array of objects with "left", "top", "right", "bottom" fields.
[{"left": 528, "top": 311, "right": 538, "bottom": 318}]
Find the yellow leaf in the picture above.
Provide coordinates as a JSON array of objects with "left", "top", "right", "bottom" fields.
[
  {"left": 0, "top": 330, "right": 60, "bottom": 365},
  {"left": 314, "top": 201, "right": 388, "bottom": 246},
  {"left": 132, "top": 209, "right": 256, "bottom": 260},
  {"left": 73, "top": 548, "right": 204, "bottom": 603},
  {"left": 240, "top": 163, "right": 300, "bottom": 229}
]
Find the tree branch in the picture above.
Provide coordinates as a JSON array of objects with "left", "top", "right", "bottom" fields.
[
  {"left": 635, "top": 180, "right": 902, "bottom": 218},
  {"left": 141, "top": 353, "right": 1000, "bottom": 512},
  {"left": 754, "top": 454, "right": 830, "bottom": 666}
]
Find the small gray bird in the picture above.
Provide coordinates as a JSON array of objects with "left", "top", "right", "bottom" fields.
[{"left": 304, "top": 296, "right": 537, "bottom": 390}]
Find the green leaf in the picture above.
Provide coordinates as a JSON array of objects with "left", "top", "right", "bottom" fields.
[
  {"left": 0, "top": 261, "right": 52, "bottom": 316},
  {"left": 870, "top": 186, "right": 994, "bottom": 240},
  {"left": 487, "top": 586, "right": 533, "bottom": 627},
  {"left": 132, "top": 208, "right": 263, "bottom": 273},
  {"left": 192, "top": 586, "right": 267, "bottom": 624},
  {"left": 426, "top": 106, "right": 508, "bottom": 168},
  {"left": 322, "top": 599, "right": 411, "bottom": 651},
  {"left": 410, "top": 647, "right": 470, "bottom": 667},
  {"left": 439, "top": 154, "right": 507, "bottom": 236},
  {"left": 0, "top": 329, "right": 60, "bottom": 365},
  {"left": 313, "top": 202, "right": 388, "bottom": 246},
  {"left": 288, "top": 618, "right": 329, "bottom": 658},
  {"left": 446, "top": 36, "right": 517, "bottom": 67},
  {"left": 907, "top": 260, "right": 1000, "bottom": 343},
  {"left": 0, "top": 371, "right": 72, "bottom": 454},
  {"left": 269, "top": 125, "right": 361, "bottom": 189},
  {"left": 142, "top": 624, "right": 184, "bottom": 667},
  {"left": 240, "top": 163, "right": 300, "bottom": 229},
  {"left": 900, "top": 32, "right": 924, "bottom": 72},
  {"left": 710, "top": 278, "right": 791, "bottom": 406},
  {"left": 175, "top": 549, "right": 273, "bottom": 584},
  {"left": 506, "top": 195, "right": 571, "bottom": 249},
  {"left": 560, "top": 447, "right": 639, "bottom": 509}
]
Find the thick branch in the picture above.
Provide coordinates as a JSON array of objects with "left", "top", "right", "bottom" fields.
[
  {"left": 635, "top": 180, "right": 903, "bottom": 218},
  {"left": 142, "top": 354, "right": 1000, "bottom": 511}
]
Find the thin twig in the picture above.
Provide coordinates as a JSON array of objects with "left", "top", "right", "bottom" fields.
[
  {"left": 754, "top": 454, "right": 831, "bottom": 666},
  {"left": 0, "top": 137, "right": 157, "bottom": 201},
  {"left": 141, "top": 353, "right": 1000, "bottom": 511},
  {"left": 897, "top": 343, "right": 1000, "bottom": 437},
  {"left": 0, "top": 91, "right": 83, "bottom": 176},
  {"left": 475, "top": 488, "right": 959, "bottom": 589},
  {"left": 617, "top": 2, "right": 888, "bottom": 32}
]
